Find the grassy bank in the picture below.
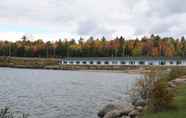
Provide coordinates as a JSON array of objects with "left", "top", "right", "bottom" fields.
[
  {"left": 131, "top": 67, "right": 186, "bottom": 118},
  {"left": 143, "top": 83, "right": 186, "bottom": 118},
  {"left": 0, "top": 57, "right": 59, "bottom": 67},
  {"left": 1, "top": 57, "right": 186, "bottom": 72}
]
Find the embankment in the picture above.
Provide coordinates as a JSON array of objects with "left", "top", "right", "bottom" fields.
[{"left": 1, "top": 57, "right": 186, "bottom": 72}]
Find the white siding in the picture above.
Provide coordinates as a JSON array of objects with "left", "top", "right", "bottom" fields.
[
  {"left": 61, "top": 59, "right": 186, "bottom": 66},
  {"left": 183, "top": 60, "right": 186, "bottom": 65}
]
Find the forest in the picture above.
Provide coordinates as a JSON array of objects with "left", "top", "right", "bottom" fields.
[{"left": 0, "top": 35, "right": 186, "bottom": 58}]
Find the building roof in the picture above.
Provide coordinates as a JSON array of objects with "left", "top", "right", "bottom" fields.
[{"left": 63, "top": 57, "right": 186, "bottom": 61}]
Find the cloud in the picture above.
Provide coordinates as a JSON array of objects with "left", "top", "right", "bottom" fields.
[
  {"left": 0, "top": 0, "right": 186, "bottom": 41},
  {"left": 77, "top": 19, "right": 114, "bottom": 37},
  {"left": 0, "top": 32, "right": 30, "bottom": 41},
  {"left": 148, "top": 0, "right": 186, "bottom": 16}
]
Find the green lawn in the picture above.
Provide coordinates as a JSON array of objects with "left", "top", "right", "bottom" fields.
[{"left": 143, "top": 85, "right": 186, "bottom": 118}]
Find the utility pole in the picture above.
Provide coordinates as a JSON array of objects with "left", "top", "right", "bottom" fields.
[
  {"left": 8, "top": 43, "right": 11, "bottom": 57},
  {"left": 46, "top": 46, "right": 49, "bottom": 58},
  {"left": 53, "top": 47, "right": 56, "bottom": 58}
]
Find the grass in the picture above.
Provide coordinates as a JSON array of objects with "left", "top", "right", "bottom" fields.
[
  {"left": 166, "top": 67, "right": 186, "bottom": 81},
  {"left": 143, "top": 85, "right": 186, "bottom": 118},
  {"left": 0, "top": 57, "right": 59, "bottom": 67}
]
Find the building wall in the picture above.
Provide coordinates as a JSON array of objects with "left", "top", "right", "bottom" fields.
[
  {"left": 182, "top": 60, "right": 186, "bottom": 65},
  {"left": 61, "top": 59, "right": 186, "bottom": 66}
]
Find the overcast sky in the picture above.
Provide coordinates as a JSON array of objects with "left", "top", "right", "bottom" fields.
[{"left": 0, "top": 0, "right": 186, "bottom": 41}]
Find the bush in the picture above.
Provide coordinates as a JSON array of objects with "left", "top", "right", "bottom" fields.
[
  {"left": 130, "top": 69, "right": 175, "bottom": 112},
  {"left": 0, "top": 107, "right": 29, "bottom": 118},
  {"left": 166, "top": 67, "right": 186, "bottom": 81},
  {"left": 148, "top": 79, "right": 175, "bottom": 112}
]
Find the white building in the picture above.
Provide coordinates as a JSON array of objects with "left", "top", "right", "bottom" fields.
[{"left": 61, "top": 57, "right": 186, "bottom": 66}]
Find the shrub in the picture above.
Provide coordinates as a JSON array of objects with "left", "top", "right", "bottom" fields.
[
  {"left": 166, "top": 67, "right": 186, "bottom": 81},
  {"left": 129, "top": 69, "right": 159, "bottom": 106},
  {"left": 0, "top": 107, "right": 29, "bottom": 118},
  {"left": 148, "top": 79, "right": 175, "bottom": 112},
  {"left": 0, "top": 107, "right": 14, "bottom": 118},
  {"left": 130, "top": 68, "right": 175, "bottom": 112}
]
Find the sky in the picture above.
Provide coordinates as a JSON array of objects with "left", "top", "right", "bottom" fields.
[{"left": 0, "top": 0, "right": 186, "bottom": 41}]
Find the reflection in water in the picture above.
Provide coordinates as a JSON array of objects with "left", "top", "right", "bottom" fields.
[{"left": 0, "top": 68, "right": 140, "bottom": 118}]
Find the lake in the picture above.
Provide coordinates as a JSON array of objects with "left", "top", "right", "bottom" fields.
[{"left": 0, "top": 68, "right": 141, "bottom": 118}]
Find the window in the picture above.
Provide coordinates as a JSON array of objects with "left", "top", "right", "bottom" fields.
[
  {"left": 90, "top": 61, "right": 94, "bottom": 64},
  {"left": 176, "top": 60, "right": 182, "bottom": 65},
  {"left": 82, "top": 61, "right": 87, "bottom": 64},
  {"left": 121, "top": 61, "right": 126, "bottom": 65},
  {"left": 64, "top": 61, "right": 67, "bottom": 64},
  {"left": 149, "top": 62, "right": 153, "bottom": 65},
  {"left": 169, "top": 61, "right": 174, "bottom": 65},
  {"left": 129, "top": 61, "right": 135, "bottom": 65},
  {"left": 97, "top": 61, "right": 101, "bottom": 64},
  {"left": 139, "top": 61, "right": 145, "bottom": 65},
  {"left": 70, "top": 61, "right": 73, "bottom": 64},
  {"left": 76, "top": 61, "right": 80, "bottom": 64},
  {"left": 160, "top": 61, "right": 165, "bottom": 65},
  {"left": 104, "top": 61, "right": 109, "bottom": 64}
]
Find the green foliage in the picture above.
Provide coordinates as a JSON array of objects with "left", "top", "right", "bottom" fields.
[
  {"left": 143, "top": 70, "right": 176, "bottom": 112},
  {"left": 132, "top": 48, "right": 141, "bottom": 57},
  {"left": 131, "top": 69, "right": 176, "bottom": 112},
  {"left": 131, "top": 67, "right": 186, "bottom": 113},
  {"left": 143, "top": 85, "right": 186, "bottom": 118},
  {"left": 166, "top": 68, "right": 186, "bottom": 81},
  {"left": 148, "top": 79, "right": 175, "bottom": 112},
  {"left": 0, "top": 35, "right": 186, "bottom": 57}
]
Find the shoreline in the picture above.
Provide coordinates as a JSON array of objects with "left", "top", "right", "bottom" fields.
[
  {"left": 0, "top": 64, "right": 151, "bottom": 76},
  {"left": 1, "top": 56, "right": 186, "bottom": 73},
  {"left": 0, "top": 66, "right": 141, "bottom": 75},
  {"left": 1, "top": 65, "right": 186, "bottom": 75}
]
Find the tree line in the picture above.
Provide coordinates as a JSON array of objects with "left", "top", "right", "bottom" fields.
[{"left": 0, "top": 34, "right": 186, "bottom": 58}]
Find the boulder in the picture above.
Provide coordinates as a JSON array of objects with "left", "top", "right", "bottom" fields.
[
  {"left": 103, "top": 110, "right": 122, "bottom": 118},
  {"left": 171, "top": 79, "right": 186, "bottom": 85},
  {"left": 133, "top": 99, "right": 146, "bottom": 107},
  {"left": 135, "top": 106, "right": 144, "bottom": 112},
  {"left": 120, "top": 103, "right": 135, "bottom": 114},
  {"left": 128, "top": 110, "right": 140, "bottom": 117},
  {"left": 98, "top": 104, "right": 119, "bottom": 118},
  {"left": 121, "top": 116, "right": 131, "bottom": 118},
  {"left": 168, "top": 82, "right": 176, "bottom": 88},
  {"left": 98, "top": 103, "right": 135, "bottom": 118}
]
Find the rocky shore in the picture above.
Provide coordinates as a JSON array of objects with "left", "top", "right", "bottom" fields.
[
  {"left": 168, "top": 75, "right": 186, "bottom": 88},
  {"left": 97, "top": 98, "right": 146, "bottom": 118},
  {"left": 97, "top": 75, "right": 186, "bottom": 118}
]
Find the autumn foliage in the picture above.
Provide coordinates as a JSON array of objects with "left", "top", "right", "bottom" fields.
[{"left": 0, "top": 35, "right": 186, "bottom": 58}]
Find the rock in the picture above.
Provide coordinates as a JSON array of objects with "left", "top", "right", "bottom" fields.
[
  {"left": 98, "top": 103, "right": 135, "bottom": 118},
  {"left": 121, "top": 116, "right": 131, "bottom": 118},
  {"left": 128, "top": 110, "right": 140, "bottom": 117},
  {"left": 168, "top": 82, "right": 176, "bottom": 88},
  {"left": 98, "top": 104, "right": 118, "bottom": 118},
  {"left": 120, "top": 103, "right": 135, "bottom": 115},
  {"left": 103, "top": 110, "right": 122, "bottom": 118},
  {"left": 171, "top": 79, "right": 186, "bottom": 85},
  {"left": 135, "top": 106, "right": 144, "bottom": 112},
  {"left": 133, "top": 99, "right": 146, "bottom": 107}
]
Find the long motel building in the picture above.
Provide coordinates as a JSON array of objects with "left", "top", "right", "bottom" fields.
[{"left": 60, "top": 57, "right": 186, "bottom": 66}]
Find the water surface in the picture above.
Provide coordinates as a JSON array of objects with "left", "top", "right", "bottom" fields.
[{"left": 0, "top": 68, "right": 140, "bottom": 118}]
